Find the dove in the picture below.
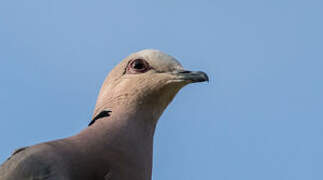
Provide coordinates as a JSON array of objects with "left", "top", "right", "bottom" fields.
[{"left": 0, "top": 49, "right": 208, "bottom": 180}]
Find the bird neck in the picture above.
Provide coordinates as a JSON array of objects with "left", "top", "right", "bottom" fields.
[{"left": 69, "top": 104, "right": 160, "bottom": 179}]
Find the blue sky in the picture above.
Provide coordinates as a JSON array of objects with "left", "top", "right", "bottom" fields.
[{"left": 0, "top": 0, "right": 322, "bottom": 179}]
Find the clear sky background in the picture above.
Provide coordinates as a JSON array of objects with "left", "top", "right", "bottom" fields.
[{"left": 0, "top": 0, "right": 322, "bottom": 179}]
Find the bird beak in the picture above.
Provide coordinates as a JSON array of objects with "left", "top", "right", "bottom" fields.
[{"left": 174, "top": 70, "right": 209, "bottom": 83}]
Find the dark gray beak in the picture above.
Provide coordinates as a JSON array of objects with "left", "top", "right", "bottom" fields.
[{"left": 176, "top": 70, "right": 209, "bottom": 83}]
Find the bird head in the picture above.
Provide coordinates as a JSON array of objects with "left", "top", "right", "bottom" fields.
[{"left": 94, "top": 49, "right": 208, "bottom": 120}]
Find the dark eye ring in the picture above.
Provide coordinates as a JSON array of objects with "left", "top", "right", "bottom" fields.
[{"left": 127, "top": 59, "right": 150, "bottom": 73}]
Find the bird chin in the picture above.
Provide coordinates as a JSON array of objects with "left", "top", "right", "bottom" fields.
[{"left": 165, "top": 79, "right": 190, "bottom": 87}]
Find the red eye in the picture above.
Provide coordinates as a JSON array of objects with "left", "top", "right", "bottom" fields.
[{"left": 127, "top": 59, "right": 150, "bottom": 73}]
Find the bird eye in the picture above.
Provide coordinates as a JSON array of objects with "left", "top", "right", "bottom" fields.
[{"left": 127, "top": 59, "right": 150, "bottom": 73}]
